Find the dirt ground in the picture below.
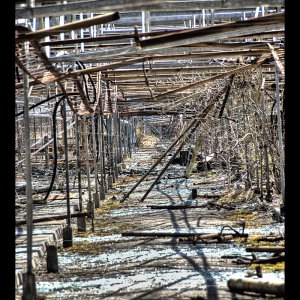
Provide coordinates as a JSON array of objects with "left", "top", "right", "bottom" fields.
[{"left": 16, "top": 146, "right": 284, "bottom": 300}]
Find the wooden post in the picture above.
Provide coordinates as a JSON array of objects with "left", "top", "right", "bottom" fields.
[{"left": 46, "top": 245, "right": 59, "bottom": 273}]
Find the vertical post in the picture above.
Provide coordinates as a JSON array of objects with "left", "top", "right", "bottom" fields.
[
  {"left": 22, "top": 39, "right": 36, "bottom": 300},
  {"left": 107, "top": 116, "right": 114, "bottom": 187},
  {"left": 44, "top": 136, "right": 49, "bottom": 169},
  {"left": 275, "top": 66, "right": 285, "bottom": 206},
  {"left": 75, "top": 115, "right": 83, "bottom": 211},
  {"left": 83, "top": 116, "right": 95, "bottom": 229},
  {"left": 202, "top": 9, "right": 206, "bottom": 27},
  {"left": 80, "top": 13, "right": 84, "bottom": 52},
  {"left": 113, "top": 115, "right": 118, "bottom": 179},
  {"left": 142, "top": 11, "right": 150, "bottom": 36},
  {"left": 211, "top": 9, "right": 215, "bottom": 25},
  {"left": 98, "top": 114, "right": 106, "bottom": 199},
  {"left": 44, "top": 16, "right": 50, "bottom": 57},
  {"left": 91, "top": 113, "right": 100, "bottom": 208},
  {"left": 100, "top": 115, "right": 107, "bottom": 192},
  {"left": 260, "top": 77, "right": 271, "bottom": 201},
  {"left": 117, "top": 112, "right": 122, "bottom": 163},
  {"left": 62, "top": 100, "right": 73, "bottom": 247},
  {"left": 59, "top": 15, "right": 65, "bottom": 40}
]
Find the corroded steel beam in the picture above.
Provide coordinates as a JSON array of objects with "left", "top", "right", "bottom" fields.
[
  {"left": 139, "top": 12, "right": 284, "bottom": 50},
  {"left": 153, "top": 54, "right": 271, "bottom": 100},
  {"left": 16, "top": 0, "right": 285, "bottom": 18},
  {"left": 16, "top": 12, "right": 120, "bottom": 43}
]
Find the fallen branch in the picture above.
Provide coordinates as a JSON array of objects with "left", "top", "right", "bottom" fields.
[{"left": 228, "top": 278, "right": 284, "bottom": 297}]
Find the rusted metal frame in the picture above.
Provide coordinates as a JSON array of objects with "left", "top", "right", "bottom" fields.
[
  {"left": 154, "top": 54, "right": 271, "bottom": 101},
  {"left": 16, "top": 1, "right": 285, "bottom": 19},
  {"left": 29, "top": 40, "right": 78, "bottom": 114},
  {"left": 73, "top": 76, "right": 94, "bottom": 114},
  {"left": 121, "top": 231, "right": 248, "bottom": 238},
  {"left": 103, "top": 66, "right": 237, "bottom": 76},
  {"left": 119, "top": 111, "right": 196, "bottom": 117},
  {"left": 120, "top": 112, "right": 205, "bottom": 202},
  {"left": 274, "top": 64, "right": 285, "bottom": 205},
  {"left": 51, "top": 48, "right": 270, "bottom": 63},
  {"left": 22, "top": 41, "right": 34, "bottom": 274},
  {"left": 138, "top": 12, "right": 284, "bottom": 50},
  {"left": 75, "top": 115, "right": 83, "bottom": 212},
  {"left": 267, "top": 43, "right": 285, "bottom": 77},
  {"left": 106, "top": 80, "right": 113, "bottom": 114},
  {"left": 260, "top": 76, "right": 272, "bottom": 201},
  {"left": 16, "top": 12, "right": 120, "bottom": 43},
  {"left": 15, "top": 0, "right": 172, "bottom": 19},
  {"left": 139, "top": 99, "right": 219, "bottom": 202},
  {"left": 46, "top": 52, "right": 257, "bottom": 86},
  {"left": 218, "top": 74, "right": 236, "bottom": 118},
  {"left": 15, "top": 53, "right": 41, "bottom": 84},
  {"left": 40, "top": 29, "right": 183, "bottom": 47},
  {"left": 142, "top": 61, "right": 154, "bottom": 100}
]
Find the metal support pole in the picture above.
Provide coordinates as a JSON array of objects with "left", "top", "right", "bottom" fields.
[
  {"left": 91, "top": 113, "right": 100, "bottom": 208},
  {"left": 275, "top": 66, "right": 285, "bottom": 206},
  {"left": 113, "top": 115, "right": 118, "bottom": 179},
  {"left": 127, "top": 118, "right": 132, "bottom": 158},
  {"left": 62, "top": 99, "right": 72, "bottom": 247},
  {"left": 117, "top": 112, "right": 122, "bottom": 163},
  {"left": 98, "top": 114, "right": 105, "bottom": 199},
  {"left": 107, "top": 116, "right": 114, "bottom": 186},
  {"left": 83, "top": 116, "right": 95, "bottom": 228},
  {"left": 100, "top": 115, "right": 107, "bottom": 192},
  {"left": 260, "top": 77, "right": 271, "bottom": 201},
  {"left": 75, "top": 115, "right": 83, "bottom": 211},
  {"left": 22, "top": 40, "right": 36, "bottom": 300}
]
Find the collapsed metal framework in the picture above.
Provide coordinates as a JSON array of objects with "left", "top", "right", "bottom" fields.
[{"left": 15, "top": 0, "right": 285, "bottom": 298}]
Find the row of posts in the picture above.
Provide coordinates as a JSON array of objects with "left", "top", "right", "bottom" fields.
[
  {"left": 22, "top": 100, "right": 136, "bottom": 298},
  {"left": 63, "top": 112, "right": 136, "bottom": 245}
]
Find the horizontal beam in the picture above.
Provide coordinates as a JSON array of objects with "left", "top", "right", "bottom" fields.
[
  {"left": 16, "top": 12, "right": 120, "bottom": 43},
  {"left": 51, "top": 48, "right": 270, "bottom": 63},
  {"left": 154, "top": 54, "right": 271, "bottom": 100},
  {"left": 15, "top": 0, "right": 171, "bottom": 19},
  {"left": 16, "top": 0, "right": 285, "bottom": 18},
  {"left": 139, "top": 12, "right": 284, "bottom": 50},
  {"left": 40, "top": 29, "right": 180, "bottom": 47}
]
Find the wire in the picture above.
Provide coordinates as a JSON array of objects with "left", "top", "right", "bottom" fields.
[
  {"left": 41, "top": 96, "right": 65, "bottom": 202},
  {"left": 76, "top": 60, "right": 97, "bottom": 104},
  {"left": 15, "top": 93, "right": 65, "bottom": 117}
]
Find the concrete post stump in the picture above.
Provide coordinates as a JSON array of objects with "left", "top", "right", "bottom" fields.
[
  {"left": 93, "top": 192, "right": 100, "bottom": 208},
  {"left": 87, "top": 200, "right": 95, "bottom": 219},
  {"left": 22, "top": 272, "right": 36, "bottom": 300},
  {"left": 77, "top": 215, "right": 86, "bottom": 232},
  {"left": 46, "top": 245, "right": 59, "bottom": 273},
  {"left": 63, "top": 226, "right": 73, "bottom": 248},
  {"left": 191, "top": 188, "right": 197, "bottom": 199},
  {"left": 108, "top": 175, "right": 113, "bottom": 189},
  {"left": 99, "top": 185, "right": 105, "bottom": 200}
]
